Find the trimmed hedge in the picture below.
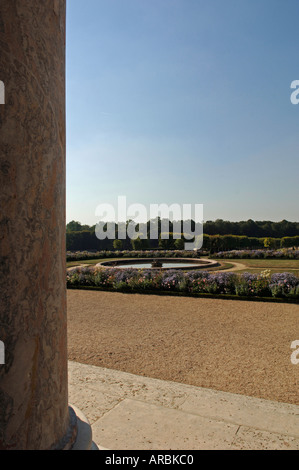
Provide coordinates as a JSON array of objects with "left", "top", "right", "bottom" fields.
[{"left": 66, "top": 231, "right": 299, "bottom": 254}]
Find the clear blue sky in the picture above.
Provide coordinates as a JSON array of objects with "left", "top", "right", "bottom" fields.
[{"left": 66, "top": 0, "right": 299, "bottom": 225}]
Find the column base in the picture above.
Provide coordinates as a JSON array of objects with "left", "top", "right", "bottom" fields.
[
  {"left": 50, "top": 404, "right": 98, "bottom": 450},
  {"left": 70, "top": 404, "right": 98, "bottom": 451}
]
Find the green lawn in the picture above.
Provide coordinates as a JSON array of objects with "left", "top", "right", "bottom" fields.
[
  {"left": 208, "top": 262, "right": 235, "bottom": 271},
  {"left": 217, "top": 258, "right": 299, "bottom": 277},
  {"left": 66, "top": 258, "right": 116, "bottom": 268},
  {"left": 224, "top": 258, "right": 299, "bottom": 268}
]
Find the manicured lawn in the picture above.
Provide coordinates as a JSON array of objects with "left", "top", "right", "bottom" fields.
[
  {"left": 225, "top": 258, "right": 299, "bottom": 268},
  {"left": 207, "top": 262, "right": 234, "bottom": 271},
  {"left": 66, "top": 258, "right": 119, "bottom": 268},
  {"left": 217, "top": 258, "right": 299, "bottom": 277}
]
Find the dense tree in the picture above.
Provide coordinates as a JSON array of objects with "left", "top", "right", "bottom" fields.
[
  {"left": 113, "top": 239, "right": 123, "bottom": 250},
  {"left": 66, "top": 220, "right": 83, "bottom": 232},
  {"left": 130, "top": 237, "right": 149, "bottom": 250},
  {"left": 174, "top": 238, "right": 185, "bottom": 250}
]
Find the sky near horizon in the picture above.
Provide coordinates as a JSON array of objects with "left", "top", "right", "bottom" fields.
[{"left": 66, "top": 0, "right": 299, "bottom": 225}]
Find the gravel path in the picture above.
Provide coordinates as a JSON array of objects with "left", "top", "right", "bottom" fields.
[
  {"left": 67, "top": 289, "right": 299, "bottom": 405},
  {"left": 214, "top": 261, "right": 248, "bottom": 272}
]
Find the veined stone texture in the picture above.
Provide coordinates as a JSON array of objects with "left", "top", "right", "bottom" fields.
[{"left": 0, "top": 1, "right": 68, "bottom": 449}]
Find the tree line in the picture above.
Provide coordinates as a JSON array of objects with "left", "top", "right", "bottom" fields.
[
  {"left": 67, "top": 218, "right": 299, "bottom": 238},
  {"left": 66, "top": 219, "right": 299, "bottom": 252}
]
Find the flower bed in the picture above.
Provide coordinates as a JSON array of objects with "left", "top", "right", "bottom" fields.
[
  {"left": 212, "top": 248, "right": 299, "bottom": 260},
  {"left": 66, "top": 250, "right": 203, "bottom": 262},
  {"left": 67, "top": 267, "right": 299, "bottom": 300}
]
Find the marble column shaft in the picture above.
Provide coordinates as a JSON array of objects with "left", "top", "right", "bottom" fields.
[{"left": 0, "top": 0, "right": 73, "bottom": 449}]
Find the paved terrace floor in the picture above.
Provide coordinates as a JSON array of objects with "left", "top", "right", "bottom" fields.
[{"left": 68, "top": 361, "right": 299, "bottom": 450}]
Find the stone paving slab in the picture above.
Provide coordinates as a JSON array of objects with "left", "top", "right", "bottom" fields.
[
  {"left": 92, "top": 398, "right": 239, "bottom": 450},
  {"left": 68, "top": 361, "right": 299, "bottom": 450}
]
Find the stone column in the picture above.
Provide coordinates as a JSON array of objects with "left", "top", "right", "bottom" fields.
[{"left": 0, "top": 1, "right": 91, "bottom": 449}]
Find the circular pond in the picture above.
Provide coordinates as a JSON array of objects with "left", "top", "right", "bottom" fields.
[{"left": 97, "top": 258, "right": 219, "bottom": 271}]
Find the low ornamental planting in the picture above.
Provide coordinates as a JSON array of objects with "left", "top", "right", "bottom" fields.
[
  {"left": 66, "top": 250, "right": 202, "bottom": 262},
  {"left": 212, "top": 248, "right": 299, "bottom": 259},
  {"left": 67, "top": 268, "right": 299, "bottom": 300},
  {"left": 67, "top": 248, "right": 299, "bottom": 262}
]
